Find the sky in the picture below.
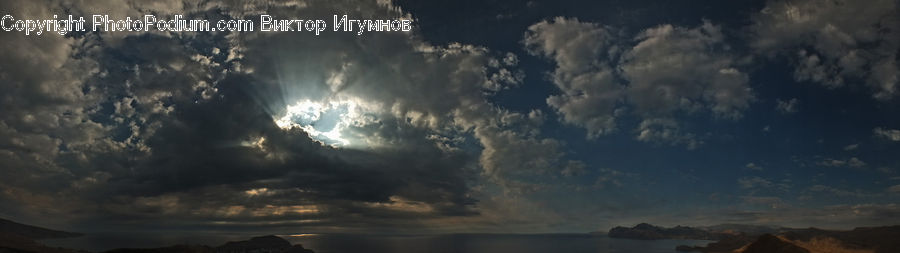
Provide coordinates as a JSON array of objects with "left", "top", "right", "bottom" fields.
[{"left": 0, "top": 0, "right": 899, "bottom": 234}]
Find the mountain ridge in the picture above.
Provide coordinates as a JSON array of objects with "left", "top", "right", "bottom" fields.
[
  {"left": 676, "top": 225, "right": 900, "bottom": 253},
  {"left": 0, "top": 218, "right": 82, "bottom": 240},
  {"left": 606, "top": 223, "right": 782, "bottom": 240}
]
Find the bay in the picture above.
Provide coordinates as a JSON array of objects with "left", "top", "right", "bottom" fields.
[{"left": 42, "top": 233, "right": 711, "bottom": 253}]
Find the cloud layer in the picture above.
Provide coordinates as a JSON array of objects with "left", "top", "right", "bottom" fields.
[{"left": 0, "top": 0, "right": 898, "bottom": 233}]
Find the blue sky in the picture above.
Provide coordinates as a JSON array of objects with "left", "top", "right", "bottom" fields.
[{"left": 396, "top": 0, "right": 900, "bottom": 230}]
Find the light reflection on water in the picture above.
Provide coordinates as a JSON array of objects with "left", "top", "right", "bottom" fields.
[{"left": 43, "top": 233, "right": 711, "bottom": 253}]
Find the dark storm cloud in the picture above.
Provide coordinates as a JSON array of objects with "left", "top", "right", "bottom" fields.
[
  {"left": 91, "top": 40, "right": 479, "bottom": 225},
  {"left": 0, "top": 0, "right": 589, "bottom": 233},
  {"left": 0, "top": 0, "right": 502, "bottom": 231}
]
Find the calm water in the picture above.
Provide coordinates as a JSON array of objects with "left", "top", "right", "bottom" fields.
[{"left": 42, "top": 233, "right": 711, "bottom": 253}]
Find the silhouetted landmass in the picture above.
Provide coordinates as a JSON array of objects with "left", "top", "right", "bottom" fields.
[
  {"left": 675, "top": 234, "right": 757, "bottom": 253},
  {"left": 702, "top": 224, "right": 784, "bottom": 236},
  {"left": 608, "top": 223, "right": 728, "bottom": 240},
  {"left": 0, "top": 218, "right": 81, "bottom": 240},
  {"left": 0, "top": 231, "right": 85, "bottom": 253},
  {"left": 607, "top": 223, "right": 787, "bottom": 241},
  {"left": 0, "top": 218, "right": 84, "bottom": 253},
  {"left": 214, "top": 235, "right": 313, "bottom": 253},
  {"left": 779, "top": 226, "right": 900, "bottom": 253},
  {"left": 739, "top": 234, "right": 810, "bottom": 253},
  {"left": 104, "top": 245, "right": 214, "bottom": 253},
  {"left": 607, "top": 223, "right": 900, "bottom": 252},
  {"left": 102, "top": 235, "right": 314, "bottom": 253},
  {"left": 676, "top": 226, "right": 900, "bottom": 253},
  {"left": 0, "top": 218, "right": 314, "bottom": 253}
]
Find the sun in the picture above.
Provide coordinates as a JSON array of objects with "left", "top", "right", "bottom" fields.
[{"left": 275, "top": 99, "right": 359, "bottom": 147}]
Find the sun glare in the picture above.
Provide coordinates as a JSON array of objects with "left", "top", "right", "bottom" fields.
[{"left": 275, "top": 99, "right": 360, "bottom": 147}]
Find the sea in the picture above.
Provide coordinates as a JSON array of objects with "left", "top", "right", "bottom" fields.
[{"left": 41, "top": 233, "right": 711, "bottom": 253}]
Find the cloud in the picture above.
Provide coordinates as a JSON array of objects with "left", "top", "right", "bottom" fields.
[
  {"left": 592, "top": 168, "right": 625, "bottom": 189},
  {"left": 741, "top": 196, "right": 787, "bottom": 209},
  {"left": 475, "top": 125, "right": 576, "bottom": 194},
  {"left": 0, "top": 0, "right": 587, "bottom": 232},
  {"left": 746, "top": 163, "right": 764, "bottom": 171},
  {"left": 0, "top": 0, "right": 107, "bottom": 204},
  {"left": 737, "top": 176, "right": 793, "bottom": 194},
  {"left": 775, "top": 98, "right": 800, "bottom": 114},
  {"left": 843, "top": 143, "right": 859, "bottom": 151},
  {"left": 523, "top": 17, "right": 622, "bottom": 138},
  {"left": 525, "top": 18, "right": 752, "bottom": 148},
  {"left": 634, "top": 118, "right": 702, "bottom": 149},
  {"left": 887, "top": 185, "right": 900, "bottom": 193},
  {"left": 750, "top": 0, "right": 900, "bottom": 100},
  {"left": 874, "top": 127, "right": 900, "bottom": 141},
  {"left": 620, "top": 21, "right": 753, "bottom": 121},
  {"left": 817, "top": 157, "right": 867, "bottom": 168},
  {"left": 3, "top": 0, "right": 897, "bottom": 234},
  {"left": 738, "top": 176, "right": 774, "bottom": 189},
  {"left": 808, "top": 184, "right": 876, "bottom": 198},
  {"left": 711, "top": 203, "right": 900, "bottom": 229}
]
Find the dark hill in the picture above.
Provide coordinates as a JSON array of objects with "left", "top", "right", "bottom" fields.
[
  {"left": 608, "top": 223, "right": 725, "bottom": 240},
  {"left": 0, "top": 218, "right": 83, "bottom": 253},
  {"left": 677, "top": 225, "right": 900, "bottom": 253},
  {"left": 105, "top": 235, "right": 314, "bottom": 253},
  {"left": 214, "top": 235, "right": 313, "bottom": 253},
  {"left": 0, "top": 218, "right": 81, "bottom": 239},
  {"left": 741, "top": 234, "right": 809, "bottom": 253}
]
